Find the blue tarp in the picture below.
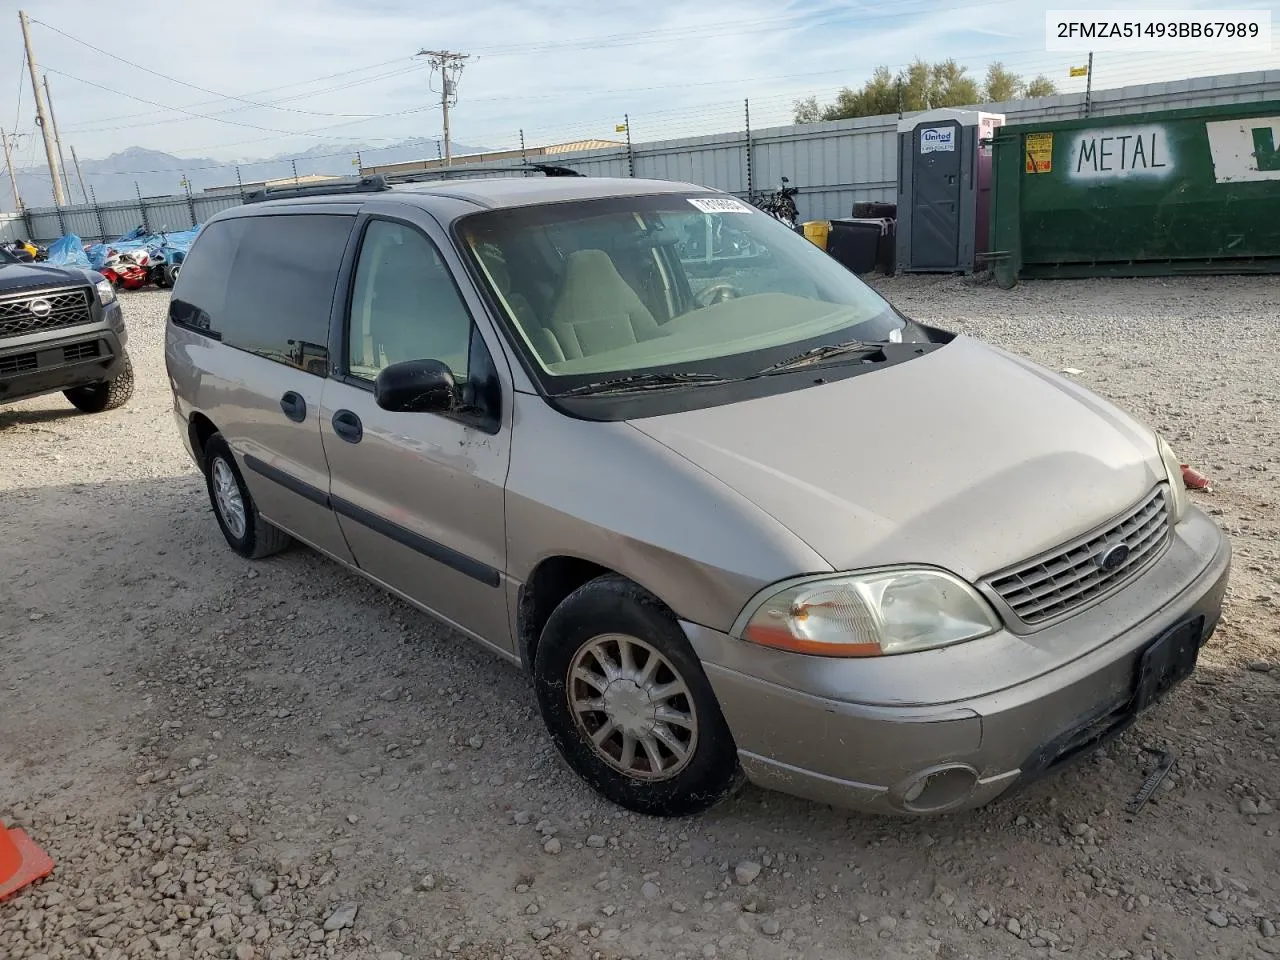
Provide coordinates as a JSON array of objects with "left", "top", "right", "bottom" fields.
[
  {"left": 47, "top": 233, "right": 92, "bottom": 268},
  {"left": 84, "top": 224, "right": 203, "bottom": 270}
]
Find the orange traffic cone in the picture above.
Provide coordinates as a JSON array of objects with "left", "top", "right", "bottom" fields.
[
  {"left": 0, "top": 821, "right": 54, "bottom": 901},
  {"left": 1181, "top": 464, "right": 1213, "bottom": 493}
]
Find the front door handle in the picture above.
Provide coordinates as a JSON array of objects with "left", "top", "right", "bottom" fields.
[
  {"left": 332, "top": 409, "right": 363, "bottom": 444},
  {"left": 279, "top": 391, "right": 306, "bottom": 422}
]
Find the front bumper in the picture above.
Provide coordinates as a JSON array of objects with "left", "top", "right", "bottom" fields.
[
  {"left": 684, "top": 506, "right": 1230, "bottom": 815},
  {"left": 0, "top": 321, "right": 128, "bottom": 404}
]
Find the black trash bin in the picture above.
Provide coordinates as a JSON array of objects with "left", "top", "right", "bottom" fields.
[{"left": 827, "top": 218, "right": 896, "bottom": 275}]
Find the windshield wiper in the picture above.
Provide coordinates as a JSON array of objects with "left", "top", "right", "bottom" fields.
[
  {"left": 757, "top": 339, "right": 886, "bottom": 375},
  {"left": 554, "top": 371, "right": 731, "bottom": 397}
]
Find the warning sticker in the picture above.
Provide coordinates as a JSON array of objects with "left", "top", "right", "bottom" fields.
[
  {"left": 687, "top": 197, "right": 751, "bottom": 214},
  {"left": 1025, "top": 133, "right": 1054, "bottom": 173}
]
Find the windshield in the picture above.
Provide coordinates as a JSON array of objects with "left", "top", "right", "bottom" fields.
[{"left": 457, "top": 194, "right": 910, "bottom": 388}]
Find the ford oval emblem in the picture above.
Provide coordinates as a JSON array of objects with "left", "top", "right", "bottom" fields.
[
  {"left": 1097, "top": 542, "right": 1131, "bottom": 571},
  {"left": 28, "top": 298, "right": 52, "bottom": 318}
]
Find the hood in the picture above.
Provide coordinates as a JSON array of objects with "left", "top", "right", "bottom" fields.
[
  {"left": 0, "top": 262, "right": 93, "bottom": 290},
  {"left": 630, "top": 336, "right": 1164, "bottom": 581}
]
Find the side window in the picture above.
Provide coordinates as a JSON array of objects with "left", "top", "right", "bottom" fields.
[
  {"left": 215, "top": 214, "right": 353, "bottom": 375},
  {"left": 169, "top": 218, "right": 242, "bottom": 334},
  {"left": 347, "top": 220, "right": 472, "bottom": 382}
]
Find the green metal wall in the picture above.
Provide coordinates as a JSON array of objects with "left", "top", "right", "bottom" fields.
[{"left": 989, "top": 101, "right": 1280, "bottom": 284}]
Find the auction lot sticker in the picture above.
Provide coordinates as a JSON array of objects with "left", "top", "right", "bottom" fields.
[{"left": 688, "top": 197, "right": 752, "bottom": 214}]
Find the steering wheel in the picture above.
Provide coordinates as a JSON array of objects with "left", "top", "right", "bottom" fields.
[{"left": 693, "top": 283, "right": 742, "bottom": 308}]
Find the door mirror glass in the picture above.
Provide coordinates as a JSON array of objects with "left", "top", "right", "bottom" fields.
[{"left": 373, "top": 359, "right": 458, "bottom": 413}]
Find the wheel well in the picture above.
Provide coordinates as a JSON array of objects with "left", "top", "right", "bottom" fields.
[
  {"left": 517, "top": 556, "right": 613, "bottom": 669},
  {"left": 188, "top": 413, "right": 218, "bottom": 469}
]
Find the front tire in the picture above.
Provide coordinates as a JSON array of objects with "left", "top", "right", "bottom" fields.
[
  {"left": 534, "top": 575, "right": 741, "bottom": 817},
  {"left": 64, "top": 352, "right": 135, "bottom": 413},
  {"left": 202, "top": 433, "right": 291, "bottom": 560}
]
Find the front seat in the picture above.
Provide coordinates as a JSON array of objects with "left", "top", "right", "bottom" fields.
[{"left": 544, "top": 249, "right": 665, "bottom": 361}]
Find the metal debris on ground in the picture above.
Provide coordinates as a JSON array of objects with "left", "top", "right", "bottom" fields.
[{"left": 1126, "top": 747, "right": 1176, "bottom": 815}]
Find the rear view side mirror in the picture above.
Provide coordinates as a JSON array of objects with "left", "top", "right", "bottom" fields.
[{"left": 374, "top": 359, "right": 457, "bottom": 413}]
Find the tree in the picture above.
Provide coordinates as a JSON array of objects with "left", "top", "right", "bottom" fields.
[
  {"left": 793, "top": 58, "right": 1060, "bottom": 123},
  {"left": 1023, "top": 75, "right": 1058, "bottom": 98},
  {"left": 930, "top": 59, "right": 980, "bottom": 107},
  {"left": 792, "top": 96, "right": 825, "bottom": 124},
  {"left": 983, "top": 61, "right": 1022, "bottom": 102}
]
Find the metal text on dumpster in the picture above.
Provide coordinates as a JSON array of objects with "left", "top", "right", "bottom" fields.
[{"left": 1068, "top": 126, "right": 1174, "bottom": 181}]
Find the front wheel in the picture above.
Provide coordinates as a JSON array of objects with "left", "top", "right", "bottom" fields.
[
  {"left": 64, "top": 352, "right": 135, "bottom": 413},
  {"left": 534, "top": 575, "right": 741, "bottom": 817},
  {"left": 202, "top": 433, "right": 292, "bottom": 560}
]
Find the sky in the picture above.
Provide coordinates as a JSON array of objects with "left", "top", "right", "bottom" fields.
[{"left": 0, "top": 0, "right": 1277, "bottom": 172}]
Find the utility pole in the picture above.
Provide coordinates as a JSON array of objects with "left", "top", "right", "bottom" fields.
[
  {"left": 42, "top": 74, "right": 73, "bottom": 204},
  {"left": 69, "top": 144, "right": 89, "bottom": 204},
  {"left": 1083, "top": 51, "right": 1095, "bottom": 118},
  {"left": 18, "top": 10, "right": 66, "bottom": 206},
  {"left": 416, "top": 49, "right": 469, "bottom": 166},
  {"left": 1, "top": 128, "right": 22, "bottom": 212}
]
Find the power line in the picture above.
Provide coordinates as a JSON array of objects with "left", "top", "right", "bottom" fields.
[
  {"left": 60, "top": 57, "right": 416, "bottom": 130},
  {"left": 63, "top": 65, "right": 428, "bottom": 137},
  {"left": 12, "top": 48, "right": 26, "bottom": 134},
  {"left": 41, "top": 66, "right": 383, "bottom": 139},
  {"left": 31, "top": 19, "right": 410, "bottom": 121}
]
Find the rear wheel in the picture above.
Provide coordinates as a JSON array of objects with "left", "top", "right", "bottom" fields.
[
  {"left": 64, "top": 352, "right": 135, "bottom": 413},
  {"left": 534, "top": 575, "right": 741, "bottom": 817},
  {"left": 203, "top": 433, "right": 291, "bottom": 559}
]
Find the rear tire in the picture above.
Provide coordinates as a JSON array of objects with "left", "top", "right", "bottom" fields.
[
  {"left": 203, "top": 433, "right": 292, "bottom": 560},
  {"left": 534, "top": 575, "right": 741, "bottom": 817},
  {"left": 64, "top": 352, "right": 135, "bottom": 413}
]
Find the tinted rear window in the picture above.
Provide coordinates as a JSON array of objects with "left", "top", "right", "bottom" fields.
[{"left": 171, "top": 213, "right": 353, "bottom": 375}]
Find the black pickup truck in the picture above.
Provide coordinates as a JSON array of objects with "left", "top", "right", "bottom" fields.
[{"left": 0, "top": 247, "right": 133, "bottom": 413}]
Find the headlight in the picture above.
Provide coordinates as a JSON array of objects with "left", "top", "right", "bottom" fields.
[
  {"left": 94, "top": 278, "right": 116, "bottom": 306},
  {"left": 737, "top": 568, "right": 1001, "bottom": 657},
  {"left": 1156, "top": 435, "right": 1188, "bottom": 522}
]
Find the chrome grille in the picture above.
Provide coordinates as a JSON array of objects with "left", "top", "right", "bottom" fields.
[
  {"left": 987, "top": 488, "right": 1171, "bottom": 625},
  {"left": 0, "top": 287, "right": 94, "bottom": 338}
]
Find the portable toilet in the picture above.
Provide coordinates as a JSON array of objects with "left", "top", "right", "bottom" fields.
[{"left": 896, "top": 108, "right": 1004, "bottom": 273}]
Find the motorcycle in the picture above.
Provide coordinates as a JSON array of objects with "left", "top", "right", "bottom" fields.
[
  {"left": 100, "top": 250, "right": 150, "bottom": 291},
  {"left": 1, "top": 239, "right": 46, "bottom": 262},
  {"left": 147, "top": 233, "right": 186, "bottom": 288},
  {"left": 751, "top": 176, "right": 800, "bottom": 229}
]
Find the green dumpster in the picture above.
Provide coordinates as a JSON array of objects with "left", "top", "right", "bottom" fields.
[{"left": 988, "top": 101, "right": 1280, "bottom": 286}]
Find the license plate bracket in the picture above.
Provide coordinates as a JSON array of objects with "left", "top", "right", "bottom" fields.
[{"left": 1133, "top": 618, "right": 1202, "bottom": 713}]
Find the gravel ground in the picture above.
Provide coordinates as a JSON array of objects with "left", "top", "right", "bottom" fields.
[{"left": 1, "top": 275, "right": 1277, "bottom": 960}]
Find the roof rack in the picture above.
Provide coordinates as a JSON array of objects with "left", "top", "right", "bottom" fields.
[
  {"left": 381, "top": 162, "right": 582, "bottom": 184},
  {"left": 243, "top": 174, "right": 391, "bottom": 204}
]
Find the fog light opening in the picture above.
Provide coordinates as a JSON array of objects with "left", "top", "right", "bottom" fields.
[{"left": 901, "top": 765, "right": 979, "bottom": 813}]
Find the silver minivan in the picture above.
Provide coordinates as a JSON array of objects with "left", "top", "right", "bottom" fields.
[{"left": 165, "top": 174, "right": 1230, "bottom": 817}]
